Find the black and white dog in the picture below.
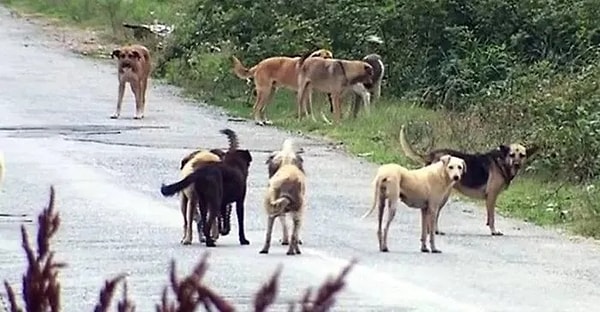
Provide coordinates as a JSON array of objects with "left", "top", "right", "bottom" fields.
[{"left": 327, "top": 53, "right": 385, "bottom": 118}]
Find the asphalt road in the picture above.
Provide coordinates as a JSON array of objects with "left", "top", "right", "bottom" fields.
[{"left": 1, "top": 6, "right": 600, "bottom": 312}]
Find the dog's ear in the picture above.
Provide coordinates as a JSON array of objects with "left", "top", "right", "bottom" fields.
[
  {"left": 131, "top": 50, "right": 141, "bottom": 60},
  {"left": 461, "top": 159, "right": 467, "bottom": 174},
  {"left": 265, "top": 152, "right": 277, "bottom": 164},
  {"left": 497, "top": 145, "right": 510, "bottom": 156},
  {"left": 439, "top": 154, "right": 451, "bottom": 166},
  {"left": 111, "top": 49, "right": 121, "bottom": 59},
  {"left": 526, "top": 144, "right": 540, "bottom": 158}
]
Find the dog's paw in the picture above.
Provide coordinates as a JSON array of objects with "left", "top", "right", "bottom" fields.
[
  {"left": 264, "top": 119, "right": 273, "bottom": 125},
  {"left": 255, "top": 121, "right": 266, "bottom": 126},
  {"left": 380, "top": 247, "right": 389, "bottom": 252},
  {"left": 259, "top": 249, "right": 269, "bottom": 254},
  {"left": 431, "top": 249, "right": 442, "bottom": 254},
  {"left": 286, "top": 250, "right": 296, "bottom": 256},
  {"left": 109, "top": 114, "right": 119, "bottom": 119},
  {"left": 199, "top": 237, "right": 206, "bottom": 243},
  {"left": 239, "top": 238, "right": 250, "bottom": 245},
  {"left": 435, "top": 231, "right": 446, "bottom": 236},
  {"left": 180, "top": 239, "right": 192, "bottom": 245},
  {"left": 420, "top": 247, "right": 430, "bottom": 253},
  {"left": 205, "top": 240, "right": 217, "bottom": 247},
  {"left": 133, "top": 115, "right": 144, "bottom": 120},
  {"left": 491, "top": 231, "right": 504, "bottom": 236},
  {"left": 279, "top": 238, "right": 289, "bottom": 245}
]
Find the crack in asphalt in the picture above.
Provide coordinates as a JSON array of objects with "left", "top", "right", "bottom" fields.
[{"left": 62, "top": 137, "right": 330, "bottom": 156}]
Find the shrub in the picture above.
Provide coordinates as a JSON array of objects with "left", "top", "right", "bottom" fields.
[{"left": 3, "top": 187, "right": 356, "bottom": 311}]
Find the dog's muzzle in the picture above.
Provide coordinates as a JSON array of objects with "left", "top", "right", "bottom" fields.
[{"left": 452, "top": 175, "right": 460, "bottom": 181}]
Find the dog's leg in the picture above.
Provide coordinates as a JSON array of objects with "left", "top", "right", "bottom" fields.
[
  {"left": 381, "top": 198, "right": 397, "bottom": 253},
  {"left": 260, "top": 86, "right": 276, "bottom": 125},
  {"left": 131, "top": 80, "right": 143, "bottom": 119},
  {"left": 327, "top": 93, "right": 334, "bottom": 113},
  {"left": 253, "top": 88, "right": 268, "bottom": 126},
  {"left": 351, "top": 92, "right": 362, "bottom": 119},
  {"left": 204, "top": 205, "right": 218, "bottom": 248},
  {"left": 236, "top": 199, "right": 250, "bottom": 245},
  {"left": 377, "top": 191, "right": 387, "bottom": 252},
  {"left": 307, "top": 88, "right": 316, "bottom": 122},
  {"left": 259, "top": 215, "right": 276, "bottom": 254},
  {"left": 351, "top": 84, "right": 370, "bottom": 118},
  {"left": 182, "top": 195, "right": 196, "bottom": 245},
  {"left": 140, "top": 76, "right": 148, "bottom": 116},
  {"left": 434, "top": 193, "right": 451, "bottom": 235},
  {"left": 332, "top": 93, "right": 343, "bottom": 123},
  {"left": 279, "top": 215, "right": 289, "bottom": 245},
  {"left": 287, "top": 212, "right": 302, "bottom": 255},
  {"left": 428, "top": 203, "right": 441, "bottom": 253},
  {"left": 372, "top": 80, "right": 382, "bottom": 103},
  {"left": 485, "top": 193, "right": 503, "bottom": 236},
  {"left": 179, "top": 194, "right": 190, "bottom": 244},
  {"left": 111, "top": 81, "right": 126, "bottom": 119},
  {"left": 420, "top": 207, "right": 430, "bottom": 252}
]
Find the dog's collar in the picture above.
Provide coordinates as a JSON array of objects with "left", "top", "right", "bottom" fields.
[
  {"left": 491, "top": 156, "right": 516, "bottom": 186},
  {"left": 337, "top": 60, "right": 348, "bottom": 86}
]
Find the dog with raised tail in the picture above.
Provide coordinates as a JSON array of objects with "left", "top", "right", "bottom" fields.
[
  {"left": 232, "top": 49, "right": 333, "bottom": 126},
  {"left": 362, "top": 154, "right": 466, "bottom": 253},
  {"left": 399, "top": 124, "right": 539, "bottom": 236},
  {"left": 260, "top": 138, "right": 307, "bottom": 255}
]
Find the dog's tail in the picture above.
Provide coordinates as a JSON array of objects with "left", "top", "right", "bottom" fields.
[
  {"left": 220, "top": 128, "right": 239, "bottom": 153},
  {"left": 298, "top": 50, "right": 316, "bottom": 68},
  {"left": 362, "top": 176, "right": 385, "bottom": 219},
  {"left": 231, "top": 56, "right": 255, "bottom": 80},
  {"left": 399, "top": 125, "right": 427, "bottom": 165},
  {"left": 160, "top": 173, "right": 197, "bottom": 197}
]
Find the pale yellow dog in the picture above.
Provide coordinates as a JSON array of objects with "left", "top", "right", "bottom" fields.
[{"left": 362, "top": 154, "right": 466, "bottom": 254}]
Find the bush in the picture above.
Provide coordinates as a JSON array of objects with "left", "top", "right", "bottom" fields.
[{"left": 154, "top": 0, "right": 600, "bottom": 182}]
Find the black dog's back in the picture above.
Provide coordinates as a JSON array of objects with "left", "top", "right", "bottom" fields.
[{"left": 427, "top": 148, "right": 492, "bottom": 189}]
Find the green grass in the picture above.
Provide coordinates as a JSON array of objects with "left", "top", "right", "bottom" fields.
[{"left": 4, "top": 0, "right": 600, "bottom": 239}]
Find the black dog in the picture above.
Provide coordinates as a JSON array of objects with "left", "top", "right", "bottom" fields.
[{"left": 162, "top": 129, "right": 252, "bottom": 247}]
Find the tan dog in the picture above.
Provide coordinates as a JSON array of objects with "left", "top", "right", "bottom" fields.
[
  {"left": 264, "top": 139, "right": 305, "bottom": 246},
  {"left": 110, "top": 44, "right": 151, "bottom": 119},
  {"left": 232, "top": 49, "right": 333, "bottom": 126},
  {"left": 296, "top": 56, "right": 373, "bottom": 123},
  {"left": 399, "top": 125, "right": 539, "bottom": 235},
  {"left": 361, "top": 155, "right": 466, "bottom": 253},
  {"left": 260, "top": 138, "right": 307, "bottom": 255},
  {"left": 178, "top": 150, "right": 222, "bottom": 245}
]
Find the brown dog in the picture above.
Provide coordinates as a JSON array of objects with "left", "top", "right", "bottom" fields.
[
  {"left": 232, "top": 49, "right": 333, "bottom": 126},
  {"left": 110, "top": 44, "right": 151, "bottom": 119},
  {"left": 361, "top": 155, "right": 466, "bottom": 253},
  {"left": 260, "top": 138, "right": 307, "bottom": 255},
  {"left": 296, "top": 56, "right": 373, "bottom": 123},
  {"left": 399, "top": 125, "right": 539, "bottom": 235}
]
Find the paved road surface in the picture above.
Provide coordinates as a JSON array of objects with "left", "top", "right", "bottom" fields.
[{"left": 1, "top": 6, "right": 599, "bottom": 312}]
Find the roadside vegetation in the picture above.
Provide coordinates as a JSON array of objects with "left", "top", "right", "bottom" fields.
[
  {"left": 3, "top": 187, "right": 354, "bottom": 311},
  {"left": 3, "top": 0, "right": 600, "bottom": 238}
]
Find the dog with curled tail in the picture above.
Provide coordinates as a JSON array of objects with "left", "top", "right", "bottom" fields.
[
  {"left": 110, "top": 44, "right": 151, "bottom": 119},
  {"left": 260, "top": 138, "right": 307, "bottom": 255}
]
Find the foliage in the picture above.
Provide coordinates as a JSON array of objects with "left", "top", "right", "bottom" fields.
[{"left": 3, "top": 187, "right": 355, "bottom": 311}]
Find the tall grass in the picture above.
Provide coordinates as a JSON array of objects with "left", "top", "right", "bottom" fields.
[{"left": 3, "top": 187, "right": 356, "bottom": 311}]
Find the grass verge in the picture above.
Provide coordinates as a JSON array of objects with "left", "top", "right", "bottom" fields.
[{"left": 3, "top": 0, "right": 599, "bottom": 239}]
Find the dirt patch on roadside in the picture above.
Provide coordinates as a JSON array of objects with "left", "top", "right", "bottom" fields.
[{"left": 7, "top": 8, "right": 118, "bottom": 59}]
